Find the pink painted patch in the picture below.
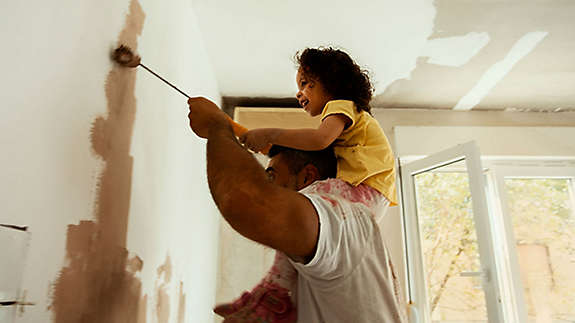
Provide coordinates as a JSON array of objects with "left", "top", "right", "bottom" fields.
[{"left": 305, "top": 179, "right": 381, "bottom": 209}]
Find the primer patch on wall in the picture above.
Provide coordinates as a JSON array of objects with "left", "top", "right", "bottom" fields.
[
  {"left": 150, "top": 256, "right": 187, "bottom": 323},
  {"left": 421, "top": 32, "right": 490, "bottom": 67},
  {"left": 453, "top": 31, "right": 548, "bottom": 110},
  {"left": 177, "top": 282, "right": 186, "bottom": 323},
  {"left": 138, "top": 295, "right": 148, "bottom": 323},
  {"left": 50, "top": 1, "right": 146, "bottom": 322},
  {"left": 155, "top": 256, "right": 172, "bottom": 323}
]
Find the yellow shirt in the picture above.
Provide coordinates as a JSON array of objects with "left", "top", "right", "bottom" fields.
[{"left": 321, "top": 100, "right": 397, "bottom": 205}]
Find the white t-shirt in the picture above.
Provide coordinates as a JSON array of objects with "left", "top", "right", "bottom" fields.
[{"left": 289, "top": 179, "right": 406, "bottom": 323}]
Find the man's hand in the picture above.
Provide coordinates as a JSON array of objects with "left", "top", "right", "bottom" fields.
[
  {"left": 239, "top": 128, "right": 277, "bottom": 152},
  {"left": 187, "top": 97, "right": 229, "bottom": 138}
]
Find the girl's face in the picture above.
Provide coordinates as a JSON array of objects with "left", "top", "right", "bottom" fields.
[{"left": 296, "top": 68, "right": 333, "bottom": 117}]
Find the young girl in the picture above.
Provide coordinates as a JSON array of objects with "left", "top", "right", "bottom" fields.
[{"left": 214, "top": 47, "right": 397, "bottom": 322}]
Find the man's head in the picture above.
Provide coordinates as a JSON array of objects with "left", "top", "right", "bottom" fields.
[{"left": 266, "top": 145, "right": 337, "bottom": 191}]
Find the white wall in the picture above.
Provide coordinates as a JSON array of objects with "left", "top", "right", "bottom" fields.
[
  {"left": 1, "top": 0, "right": 221, "bottom": 322},
  {"left": 129, "top": 0, "right": 221, "bottom": 321},
  {"left": 394, "top": 126, "right": 575, "bottom": 158}
]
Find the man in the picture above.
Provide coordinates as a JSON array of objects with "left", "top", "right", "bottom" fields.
[
  {"left": 188, "top": 97, "right": 406, "bottom": 322},
  {"left": 265, "top": 144, "right": 337, "bottom": 196}
]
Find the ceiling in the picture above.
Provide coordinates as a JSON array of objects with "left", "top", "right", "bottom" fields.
[{"left": 192, "top": 0, "right": 575, "bottom": 111}]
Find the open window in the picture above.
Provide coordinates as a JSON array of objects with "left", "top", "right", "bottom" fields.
[
  {"left": 399, "top": 139, "right": 575, "bottom": 322},
  {"left": 400, "top": 141, "right": 505, "bottom": 322}
]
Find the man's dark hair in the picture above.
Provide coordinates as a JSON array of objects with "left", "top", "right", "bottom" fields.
[
  {"left": 268, "top": 145, "right": 337, "bottom": 180},
  {"left": 295, "top": 47, "right": 374, "bottom": 114}
]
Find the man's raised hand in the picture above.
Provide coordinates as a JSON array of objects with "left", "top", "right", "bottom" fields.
[{"left": 187, "top": 97, "right": 228, "bottom": 138}]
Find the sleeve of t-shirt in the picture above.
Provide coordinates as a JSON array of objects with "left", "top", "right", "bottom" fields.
[
  {"left": 289, "top": 192, "right": 376, "bottom": 281},
  {"left": 320, "top": 100, "right": 357, "bottom": 129}
]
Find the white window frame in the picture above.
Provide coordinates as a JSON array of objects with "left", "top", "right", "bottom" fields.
[
  {"left": 484, "top": 159, "right": 575, "bottom": 322},
  {"left": 399, "top": 141, "right": 505, "bottom": 323}
]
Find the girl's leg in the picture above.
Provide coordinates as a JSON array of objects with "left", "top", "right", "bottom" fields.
[
  {"left": 214, "top": 251, "right": 297, "bottom": 319},
  {"left": 263, "top": 251, "right": 298, "bottom": 299}
]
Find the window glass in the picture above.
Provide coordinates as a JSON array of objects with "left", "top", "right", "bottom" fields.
[
  {"left": 504, "top": 178, "right": 575, "bottom": 322},
  {"left": 414, "top": 159, "right": 488, "bottom": 322}
]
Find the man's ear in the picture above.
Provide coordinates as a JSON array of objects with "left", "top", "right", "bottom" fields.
[{"left": 299, "top": 164, "right": 321, "bottom": 189}]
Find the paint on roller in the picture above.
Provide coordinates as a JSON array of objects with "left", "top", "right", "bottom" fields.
[
  {"left": 453, "top": 31, "right": 548, "bottom": 110},
  {"left": 50, "top": 1, "right": 147, "bottom": 322}
]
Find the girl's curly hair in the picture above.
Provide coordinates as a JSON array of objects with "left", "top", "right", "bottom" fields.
[{"left": 296, "top": 47, "right": 374, "bottom": 114}]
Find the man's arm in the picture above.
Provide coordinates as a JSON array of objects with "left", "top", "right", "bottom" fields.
[{"left": 188, "top": 97, "right": 319, "bottom": 259}]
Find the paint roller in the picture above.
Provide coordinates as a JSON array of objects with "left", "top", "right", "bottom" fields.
[{"left": 112, "top": 45, "right": 268, "bottom": 152}]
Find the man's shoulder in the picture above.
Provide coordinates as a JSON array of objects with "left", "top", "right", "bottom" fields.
[
  {"left": 301, "top": 179, "right": 384, "bottom": 211},
  {"left": 299, "top": 178, "right": 349, "bottom": 199}
]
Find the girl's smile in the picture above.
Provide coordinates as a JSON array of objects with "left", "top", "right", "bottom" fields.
[{"left": 296, "top": 68, "right": 333, "bottom": 117}]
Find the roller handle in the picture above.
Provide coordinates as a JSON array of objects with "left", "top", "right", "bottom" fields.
[{"left": 132, "top": 61, "right": 269, "bottom": 153}]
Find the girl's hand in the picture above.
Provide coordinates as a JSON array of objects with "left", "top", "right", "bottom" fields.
[{"left": 239, "top": 129, "right": 276, "bottom": 152}]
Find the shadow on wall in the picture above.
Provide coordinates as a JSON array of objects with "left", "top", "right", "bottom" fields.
[{"left": 50, "top": 0, "right": 147, "bottom": 322}]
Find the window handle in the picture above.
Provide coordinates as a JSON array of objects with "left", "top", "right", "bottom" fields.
[
  {"left": 460, "top": 269, "right": 490, "bottom": 281},
  {"left": 460, "top": 271, "right": 482, "bottom": 277}
]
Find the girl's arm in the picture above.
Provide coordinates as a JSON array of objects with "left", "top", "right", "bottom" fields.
[
  {"left": 241, "top": 114, "right": 349, "bottom": 152},
  {"left": 274, "top": 114, "right": 348, "bottom": 150}
]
